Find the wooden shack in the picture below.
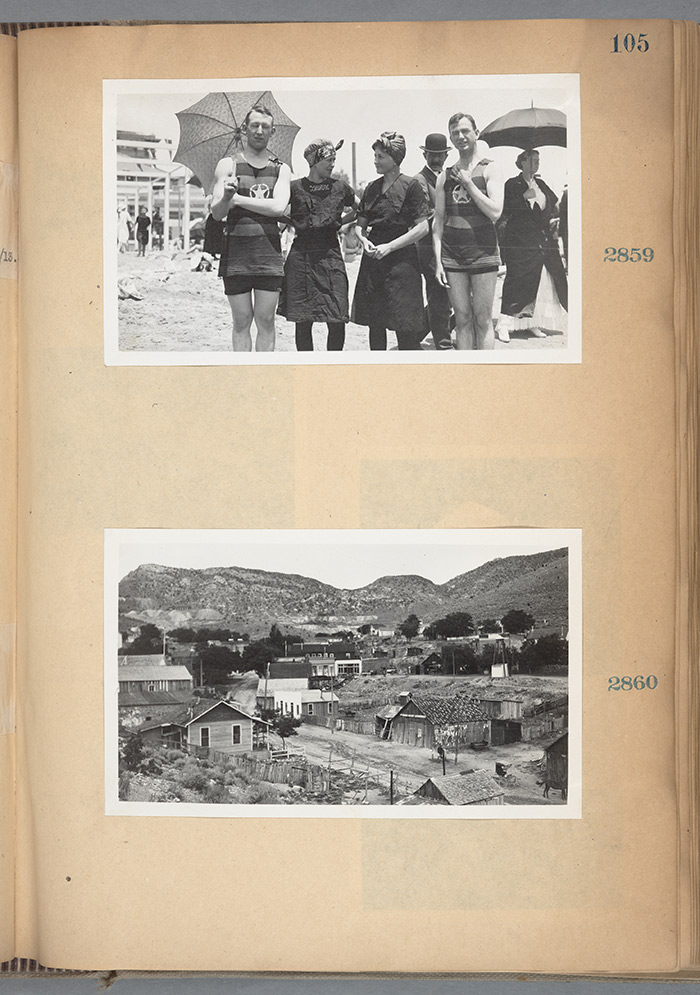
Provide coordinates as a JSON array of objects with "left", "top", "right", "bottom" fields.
[
  {"left": 544, "top": 733, "right": 568, "bottom": 798},
  {"left": 415, "top": 771, "right": 505, "bottom": 806},
  {"left": 389, "top": 694, "right": 489, "bottom": 750}
]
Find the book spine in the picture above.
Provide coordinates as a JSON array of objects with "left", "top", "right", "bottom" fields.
[
  {"left": 0, "top": 31, "right": 17, "bottom": 966},
  {"left": 673, "top": 18, "right": 700, "bottom": 972}
]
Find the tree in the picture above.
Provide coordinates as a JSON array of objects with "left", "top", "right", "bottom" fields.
[
  {"left": 122, "top": 623, "right": 163, "bottom": 655},
  {"left": 121, "top": 731, "right": 145, "bottom": 771},
  {"left": 268, "top": 624, "right": 286, "bottom": 654},
  {"left": 274, "top": 714, "right": 301, "bottom": 746},
  {"left": 398, "top": 614, "right": 421, "bottom": 639},
  {"left": 479, "top": 619, "right": 501, "bottom": 634},
  {"left": 199, "top": 645, "right": 242, "bottom": 684},
  {"left": 440, "top": 643, "right": 479, "bottom": 674},
  {"left": 501, "top": 609, "right": 535, "bottom": 634},
  {"left": 518, "top": 634, "right": 568, "bottom": 673},
  {"left": 241, "top": 640, "right": 276, "bottom": 675},
  {"left": 425, "top": 612, "right": 475, "bottom": 639}
]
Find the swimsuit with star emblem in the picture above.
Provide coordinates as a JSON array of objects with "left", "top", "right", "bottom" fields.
[
  {"left": 219, "top": 152, "right": 285, "bottom": 279},
  {"left": 441, "top": 159, "right": 500, "bottom": 273}
]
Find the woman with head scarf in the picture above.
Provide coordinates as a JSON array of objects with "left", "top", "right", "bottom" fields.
[
  {"left": 495, "top": 149, "right": 568, "bottom": 343},
  {"left": 278, "top": 138, "right": 357, "bottom": 351},
  {"left": 351, "top": 132, "right": 430, "bottom": 351}
]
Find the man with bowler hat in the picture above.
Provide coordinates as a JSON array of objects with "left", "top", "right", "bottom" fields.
[{"left": 414, "top": 133, "right": 452, "bottom": 350}]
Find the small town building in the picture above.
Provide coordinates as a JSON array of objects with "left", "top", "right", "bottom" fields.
[
  {"left": 186, "top": 700, "right": 270, "bottom": 754},
  {"left": 118, "top": 688, "right": 195, "bottom": 730},
  {"left": 256, "top": 678, "right": 308, "bottom": 713},
  {"left": 414, "top": 651, "right": 443, "bottom": 675},
  {"left": 386, "top": 693, "right": 489, "bottom": 750},
  {"left": 117, "top": 655, "right": 194, "bottom": 693},
  {"left": 414, "top": 771, "right": 505, "bottom": 806},
  {"left": 543, "top": 733, "right": 568, "bottom": 797}
]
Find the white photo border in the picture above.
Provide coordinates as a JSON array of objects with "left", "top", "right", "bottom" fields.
[
  {"left": 104, "top": 74, "right": 581, "bottom": 366},
  {"left": 105, "top": 527, "right": 582, "bottom": 819}
]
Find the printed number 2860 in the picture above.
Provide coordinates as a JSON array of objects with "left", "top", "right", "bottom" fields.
[
  {"left": 604, "top": 248, "right": 654, "bottom": 262},
  {"left": 608, "top": 675, "right": 658, "bottom": 690}
]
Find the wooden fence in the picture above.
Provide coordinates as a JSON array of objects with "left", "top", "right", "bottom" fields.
[{"left": 182, "top": 741, "right": 411, "bottom": 801}]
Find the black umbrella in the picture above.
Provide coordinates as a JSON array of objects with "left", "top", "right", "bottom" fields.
[
  {"left": 480, "top": 105, "right": 567, "bottom": 150},
  {"left": 174, "top": 91, "right": 300, "bottom": 194}
]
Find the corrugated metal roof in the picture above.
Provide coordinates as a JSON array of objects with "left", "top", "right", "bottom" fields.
[
  {"left": 118, "top": 654, "right": 166, "bottom": 667},
  {"left": 118, "top": 689, "right": 194, "bottom": 707},
  {"left": 118, "top": 664, "right": 193, "bottom": 682}
]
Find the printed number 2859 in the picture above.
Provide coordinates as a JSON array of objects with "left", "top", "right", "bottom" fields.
[{"left": 604, "top": 248, "right": 654, "bottom": 262}]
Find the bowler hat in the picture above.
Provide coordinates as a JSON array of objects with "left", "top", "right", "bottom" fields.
[{"left": 420, "top": 133, "right": 450, "bottom": 153}]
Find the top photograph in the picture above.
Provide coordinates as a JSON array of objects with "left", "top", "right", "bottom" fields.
[{"left": 104, "top": 74, "right": 581, "bottom": 365}]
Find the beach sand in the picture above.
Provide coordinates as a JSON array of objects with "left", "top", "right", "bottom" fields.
[{"left": 117, "top": 250, "right": 568, "bottom": 354}]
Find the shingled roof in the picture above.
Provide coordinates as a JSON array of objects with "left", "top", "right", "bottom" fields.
[
  {"left": 417, "top": 771, "right": 504, "bottom": 805},
  {"left": 400, "top": 693, "right": 488, "bottom": 724}
]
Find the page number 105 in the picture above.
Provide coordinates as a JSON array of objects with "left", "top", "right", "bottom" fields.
[{"left": 612, "top": 33, "right": 649, "bottom": 52}]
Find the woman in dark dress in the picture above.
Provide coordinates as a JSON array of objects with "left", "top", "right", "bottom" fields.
[
  {"left": 278, "top": 139, "right": 356, "bottom": 351},
  {"left": 351, "top": 132, "right": 430, "bottom": 351},
  {"left": 496, "top": 149, "right": 568, "bottom": 343}
]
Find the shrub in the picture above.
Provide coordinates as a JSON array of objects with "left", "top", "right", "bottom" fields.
[{"left": 244, "top": 783, "right": 280, "bottom": 804}]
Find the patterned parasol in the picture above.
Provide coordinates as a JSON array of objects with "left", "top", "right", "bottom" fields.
[
  {"left": 174, "top": 91, "right": 300, "bottom": 194},
  {"left": 480, "top": 106, "right": 567, "bottom": 150}
]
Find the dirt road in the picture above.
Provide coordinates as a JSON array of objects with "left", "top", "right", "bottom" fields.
[{"left": 290, "top": 720, "right": 564, "bottom": 805}]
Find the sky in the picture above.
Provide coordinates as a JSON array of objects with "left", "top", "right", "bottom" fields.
[
  {"left": 115, "top": 529, "right": 573, "bottom": 590},
  {"left": 113, "top": 74, "right": 578, "bottom": 195}
]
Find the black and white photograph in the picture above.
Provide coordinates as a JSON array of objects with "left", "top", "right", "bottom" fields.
[
  {"left": 105, "top": 529, "right": 582, "bottom": 818},
  {"left": 104, "top": 75, "right": 581, "bottom": 365}
]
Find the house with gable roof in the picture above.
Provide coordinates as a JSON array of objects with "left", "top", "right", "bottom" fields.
[
  {"left": 414, "top": 771, "right": 505, "bottom": 806},
  {"left": 185, "top": 700, "right": 270, "bottom": 754}
]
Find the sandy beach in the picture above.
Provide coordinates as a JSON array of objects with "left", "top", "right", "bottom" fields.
[{"left": 117, "top": 249, "right": 568, "bottom": 353}]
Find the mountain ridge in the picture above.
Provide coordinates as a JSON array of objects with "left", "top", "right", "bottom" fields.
[{"left": 119, "top": 547, "right": 568, "bottom": 629}]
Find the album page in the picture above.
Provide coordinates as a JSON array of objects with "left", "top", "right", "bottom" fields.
[
  {"left": 0, "top": 31, "right": 17, "bottom": 966},
  {"left": 14, "top": 20, "right": 684, "bottom": 972}
]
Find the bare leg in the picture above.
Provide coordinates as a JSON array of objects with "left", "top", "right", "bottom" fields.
[
  {"left": 252, "top": 289, "right": 279, "bottom": 352},
  {"left": 469, "top": 271, "right": 498, "bottom": 350},
  {"left": 446, "top": 271, "right": 475, "bottom": 350},
  {"left": 228, "top": 292, "right": 254, "bottom": 352}
]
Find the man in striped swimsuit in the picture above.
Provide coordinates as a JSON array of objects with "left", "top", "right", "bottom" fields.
[{"left": 212, "top": 106, "right": 291, "bottom": 352}]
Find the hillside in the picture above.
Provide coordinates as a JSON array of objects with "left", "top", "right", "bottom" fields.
[{"left": 119, "top": 547, "right": 568, "bottom": 630}]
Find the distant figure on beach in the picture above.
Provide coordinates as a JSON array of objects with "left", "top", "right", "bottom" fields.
[
  {"left": 117, "top": 205, "right": 130, "bottom": 253},
  {"left": 135, "top": 207, "right": 151, "bottom": 257},
  {"left": 278, "top": 138, "right": 356, "bottom": 352},
  {"left": 413, "top": 132, "right": 452, "bottom": 350},
  {"left": 351, "top": 131, "right": 430, "bottom": 351},
  {"left": 495, "top": 150, "right": 567, "bottom": 343},
  {"left": 211, "top": 104, "right": 291, "bottom": 352},
  {"left": 152, "top": 208, "right": 164, "bottom": 250},
  {"left": 433, "top": 113, "right": 504, "bottom": 350}
]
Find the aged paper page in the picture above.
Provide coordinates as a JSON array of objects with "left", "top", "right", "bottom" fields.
[
  {"left": 16, "top": 21, "right": 680, "bottom": 971},
  {"left": 0, "top": 31, "right": 18, "bottom": 966}
]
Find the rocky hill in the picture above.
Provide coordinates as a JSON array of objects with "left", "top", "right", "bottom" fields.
[{"left": 119, "top": 547, "right": 568, "bottom": 629}]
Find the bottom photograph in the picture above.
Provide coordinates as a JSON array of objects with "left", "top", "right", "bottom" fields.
[{"left": 105, "top": 528, "right": 582, "bottom": 818}]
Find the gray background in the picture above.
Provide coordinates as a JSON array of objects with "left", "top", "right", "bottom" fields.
[{"left": 1, "top": 0, "right": 700, "bottom": 22}]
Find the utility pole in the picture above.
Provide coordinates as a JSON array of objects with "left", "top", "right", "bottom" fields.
[{"left": 390, "top": 770, "right": 394, "bottom": 805}]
